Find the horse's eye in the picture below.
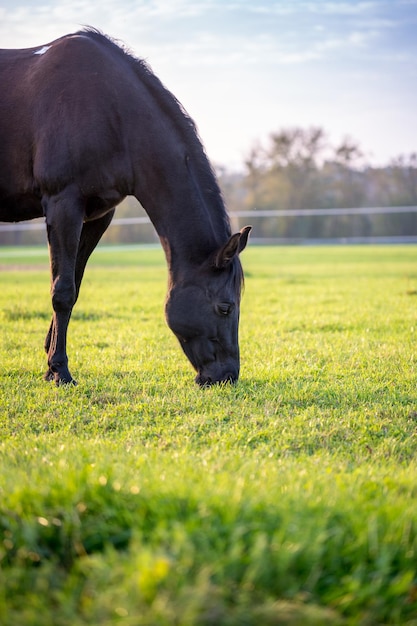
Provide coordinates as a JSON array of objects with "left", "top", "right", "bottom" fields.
[{"left": 216, "top": 302, "right": 234, "bottom": 316}]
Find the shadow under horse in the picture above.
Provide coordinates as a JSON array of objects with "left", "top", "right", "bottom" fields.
[{"left": 0, "top": 28, "right": 251, "bottom": 386}]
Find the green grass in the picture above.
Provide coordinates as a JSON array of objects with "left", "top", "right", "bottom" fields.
[{"left": 1, "top": 244, "right": 417, "bottom": 625}]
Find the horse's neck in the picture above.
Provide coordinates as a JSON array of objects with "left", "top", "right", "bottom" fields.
[
  {"left": 156, "top": 198, "right": 227, "bottom": 279},
  {"left": 135, "top": 157, "right": 230, "bottom": 272}
]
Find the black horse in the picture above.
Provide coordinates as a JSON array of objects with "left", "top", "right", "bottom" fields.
[{"left": 0, "top": 29, "right": 251, "bottom": 386}]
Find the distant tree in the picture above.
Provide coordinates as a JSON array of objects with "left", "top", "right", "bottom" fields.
[
  {"left": 388, "top": 153, "right": 417, "bottom": 205},
  {"left": 217, "top": 127, "right": 417, "bottom": 240}
]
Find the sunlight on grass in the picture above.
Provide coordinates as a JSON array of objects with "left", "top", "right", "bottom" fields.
[{"left": 1, "top": 245, "right": 417, "bottom": 624}]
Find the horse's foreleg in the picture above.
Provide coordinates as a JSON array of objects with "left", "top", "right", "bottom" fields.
[
  {"left": 74, "top": 209, "right": 115, "bottom": 295},
  {"left": 44, "top": 209, "right": 115, "bottom": 382},
  {"left": 43, "top": 191, "right": 84, "bottom": 385}
]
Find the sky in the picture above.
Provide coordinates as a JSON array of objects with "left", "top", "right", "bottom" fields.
[{"left": 1, "top": 0, "right": 416, "bottom": 170}]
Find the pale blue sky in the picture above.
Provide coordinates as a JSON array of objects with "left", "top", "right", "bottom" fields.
[{"left": 1, "top": 0, "right": 416, "bottom": 169}]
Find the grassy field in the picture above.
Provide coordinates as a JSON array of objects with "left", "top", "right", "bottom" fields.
[{"left": 0, "top": 244, "right": 417, "bottom": 625}]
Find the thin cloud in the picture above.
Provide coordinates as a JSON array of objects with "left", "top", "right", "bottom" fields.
[{"left": 308, "top": 1, "right": 379, "bottom": 15}]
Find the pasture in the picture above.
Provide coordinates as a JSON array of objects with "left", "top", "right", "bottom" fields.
[{"left": 1, "top": 244, "right": 417, "bottom": 625}]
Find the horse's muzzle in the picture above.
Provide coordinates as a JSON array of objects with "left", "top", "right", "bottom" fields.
[{"left": 195, "top": 369, "right": 238, "bottom": 387}]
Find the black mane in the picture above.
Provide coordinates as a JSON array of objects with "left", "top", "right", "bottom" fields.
[{"left": 77, "top": 28, "right": 229, "bottom": 232}]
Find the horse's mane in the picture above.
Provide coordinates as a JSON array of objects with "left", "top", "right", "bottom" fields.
[
  {"left": 76, "top": 28, "right": 230, "bottom": 236},
  {"left": 74, "top": 29, "right": 241, "bottom": 290},
  {"left": 77, "top": 28, "right": 196, "bottom": 135}
]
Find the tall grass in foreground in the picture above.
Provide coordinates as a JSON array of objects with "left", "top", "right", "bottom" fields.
[{"left": 0, "top": 245, "right": 417, "bottom": 625}]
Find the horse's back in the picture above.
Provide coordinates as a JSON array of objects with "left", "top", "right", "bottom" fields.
[{"left": 0, "top": 32, "right": 139, "bottom": 221}]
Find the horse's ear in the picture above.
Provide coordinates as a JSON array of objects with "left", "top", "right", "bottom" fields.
[
  {"left": 213, "top": 225, "right": 252, "bottom": 269},
  {"left": 238, "top": 225, "right": 252, "bottom": 254}
]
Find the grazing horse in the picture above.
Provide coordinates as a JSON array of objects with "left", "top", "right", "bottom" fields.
[{"left": 0, "top": 28, "right": 251, "bottom": 386}]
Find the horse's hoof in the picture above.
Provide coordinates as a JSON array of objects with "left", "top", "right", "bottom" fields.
[{"left": 44, "top": 368, "right": 77, "bottom": 386}]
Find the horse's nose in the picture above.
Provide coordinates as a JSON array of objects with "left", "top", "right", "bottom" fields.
[
  {"left": 195, "top": 369, "right": 238, "bottom": 387},
  {"left": 195, "top": 373, "right": 213, "bottom": 387}
]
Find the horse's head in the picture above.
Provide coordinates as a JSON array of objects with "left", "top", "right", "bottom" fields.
[{"left": 165, "top": 226, "right": 251, "bottom": 386}]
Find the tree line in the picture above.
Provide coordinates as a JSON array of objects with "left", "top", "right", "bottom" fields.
[
  {"left": 1, "top": 127, "right": 416, "bottom": 245},
  {"left": 217, "top": 127, "right": 417, "bottom": 240}
]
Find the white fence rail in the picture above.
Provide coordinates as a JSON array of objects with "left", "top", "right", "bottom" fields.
[{"left": 1, "top": 206, "right": 417, "bottom": 244}]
